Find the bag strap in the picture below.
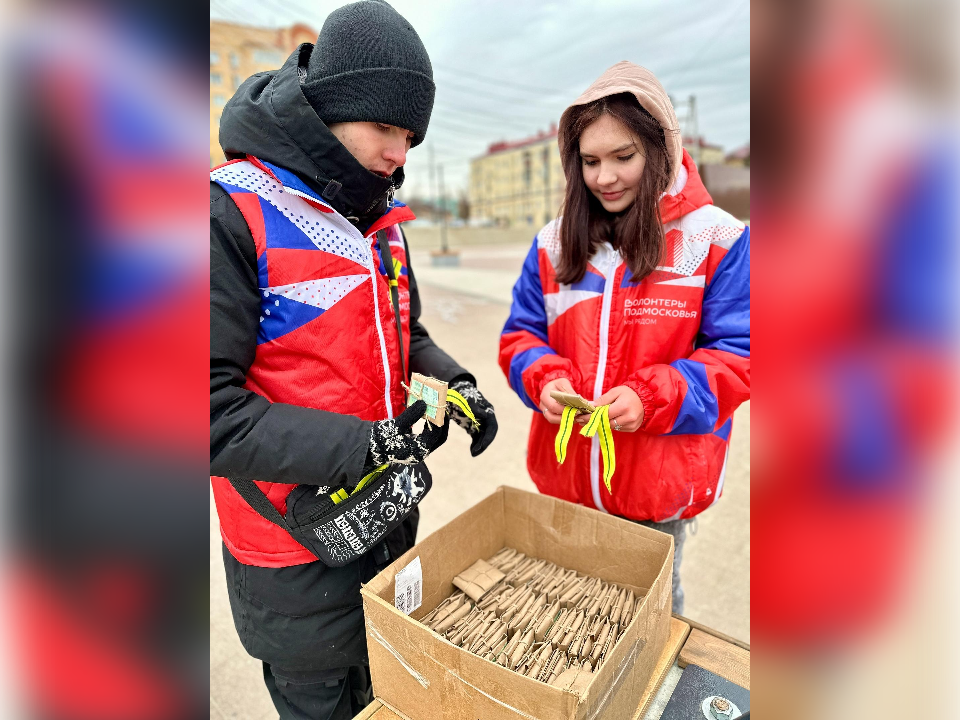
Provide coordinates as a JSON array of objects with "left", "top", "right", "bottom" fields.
[
  {"left": 227, "top": 477, "right": 319, "bottom": 557},
  {"left": 227, "top": 231, "right": 409, "bottom": 561},
  {"left": 228, "top": 474, "right": 394, "bottom": 567},
  {"left": 376, "top": 229, "right": 408, "bottom": 387}
]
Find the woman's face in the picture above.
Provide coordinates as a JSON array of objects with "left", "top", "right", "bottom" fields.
[{"left": 578, "top": 113, "right": 646, "bottom": 213}]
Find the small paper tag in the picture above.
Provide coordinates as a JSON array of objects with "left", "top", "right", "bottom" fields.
[{"left": 394, "top": 556, "right": 423, "bottom": 615}]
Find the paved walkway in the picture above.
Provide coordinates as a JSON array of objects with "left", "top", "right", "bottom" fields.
[
  {"left": 210, "top": 247, "right": 749, "bottom": 719},
  {"left": 406, "top": 245, "right": 527, "bottom": 305}
]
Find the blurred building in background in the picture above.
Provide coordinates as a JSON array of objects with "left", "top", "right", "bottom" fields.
[
  {"left": 468, "top": 125, "right": 564, "bottom": 228},
  {"left": 682, "top": 135, "right": 726, "bottom": 165},
  {"left": 701, "top": 163, "right": 751, "bottom": 220},
  {"left": 468, "top": 121, "right": 750, "bottom": 226},
  {"left": 725, "top": 142, "right": 750, "bottom": 167},
  {"left": 209, "top": 21, "right": 316, "bottom": 166},
  {"left": 677, "top": 94, "right": 750, "bottom": 220}
]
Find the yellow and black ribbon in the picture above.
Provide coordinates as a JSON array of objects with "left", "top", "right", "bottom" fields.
[
  {"left": 351, "top": 463, "right": 388, "bottom": 496},
  {"left": 388, "top": 258, "right": 403, "bottom": 292},
  {"left": 555, "top": 406, "right": 578, "bottom": 464},
  {"left": 331, "top": 463, "right": 389, "bottom": 505},
  {"left": 554, "top": 405, "right": 617, "bottom": 493},
  {"left": 445, "top": 389, "right": 480, "bottom": 430}
]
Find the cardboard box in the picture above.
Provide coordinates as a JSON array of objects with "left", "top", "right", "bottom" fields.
[
  {"left": 354, "top": 699, "right": 410, "bottom": 719},
  {"left": 360, "top": 486, "right": 674, "bottom": 720}
]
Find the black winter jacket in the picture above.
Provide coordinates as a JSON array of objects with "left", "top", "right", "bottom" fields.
[
  {"left": 211, "top": 44, "right": 470, "bottom": 489},
  {"left": 211, "top": 44, "right": 469, "bottom": 672}
]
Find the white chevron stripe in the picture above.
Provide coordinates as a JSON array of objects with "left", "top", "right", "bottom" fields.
[
  {"left": 656, "top": 275, "right": 706, "bottom": 287},
  {"left": 212, "top": 163, "right": 369, "bottom": 267},
  {"left": 668, "top": 205, "right": 746, "bottom": 251},
  {"left": 655, "top": 239, "right": 711, "bottom": 276},
  {"left": 544, "top": 289, "right": 601, "bottom": 326},
  {"left": 262, "top": 275, "right": 367, "bottom": 310}
]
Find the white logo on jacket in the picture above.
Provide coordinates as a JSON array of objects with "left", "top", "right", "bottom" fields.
[{"left": 655, "top": 206, "right": 745, "bottom": 285}]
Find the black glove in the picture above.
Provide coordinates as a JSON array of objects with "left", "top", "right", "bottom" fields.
[
  {"left": 447, "top": 379, "right": 498, "bottom": 457},
  {"left": 361, "top": 400, "right": 450, "bottom": 477}
]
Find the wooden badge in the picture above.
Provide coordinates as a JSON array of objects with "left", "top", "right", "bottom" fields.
[
  {"left": 406, "top": 373, "right": 448, "bottom": 426},
  {"left": 549, "top": 391, "right": 596, "bottom": 414}
]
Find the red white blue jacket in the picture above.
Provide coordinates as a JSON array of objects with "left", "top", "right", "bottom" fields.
[
  {"left": 499, "top": 151, "right": 750, "bottom": 521},
  {"left": 210, "top": 157, "right": 417, "bottom": 567}
]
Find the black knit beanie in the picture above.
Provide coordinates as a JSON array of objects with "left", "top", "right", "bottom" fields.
[{"left": 302, "top": 0, "right": 435, "bottom": 147}]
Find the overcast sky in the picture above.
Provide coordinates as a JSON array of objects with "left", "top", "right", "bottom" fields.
[{"left": 210, "top": 0, "right": 749, "bottom": 199}]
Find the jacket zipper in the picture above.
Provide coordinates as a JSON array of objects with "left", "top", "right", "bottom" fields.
[
  {"left": 327, "top": 210, "right": 394, "bottom": 419},
  {"left": 360, "top": 186, "right": 390, "bottom": 218},
  {"left": 590, "top": 246, "right": 618, "bottom": 513},
  {"left": 351, "top": 194, "right": 402, "bottom": 419},
  {"left": 369, "top": 239, "right": 394, "bottom": 419}
]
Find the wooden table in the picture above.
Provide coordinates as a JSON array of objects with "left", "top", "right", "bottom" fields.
[
  {"left": 354, "top": 614, "right": 749, "bottom": 719},
  {"left": 636, "top": 614, "right": 750, "bottom": 719}
]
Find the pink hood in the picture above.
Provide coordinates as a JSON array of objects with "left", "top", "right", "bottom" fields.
[{"left": 558, "top": 60, "right": 684, "bottom": 188}]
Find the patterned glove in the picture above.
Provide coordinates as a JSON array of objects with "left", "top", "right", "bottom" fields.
[
  {"left": 362, "top": 400, "right": 450, "bottom": 476},
  {"left": 447, "top": 379, "right": 498, "bottom": 457}
]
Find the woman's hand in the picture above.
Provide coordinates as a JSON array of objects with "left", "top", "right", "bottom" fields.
[
  {"left": 539, "top": 377, "right": 576, "bottom": 424},
  {"left": 590, "top": 385, "right": 644, "bottom": 432}
]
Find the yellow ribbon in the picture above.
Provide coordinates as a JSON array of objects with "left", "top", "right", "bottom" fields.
[
  {"left": 555, "top": 406, "right": 577, "bottom": 464},
  {"left": 445, "top": 389, "right": 480, "bottom": 430},
  {"left": 338, "top": 386, "right": 480, "bottom": 507},
  {"left": 554, "top": 405, "right": 617, "bottom": 494},
  {"left": 335, "top": 384, "right": 477, "bottom": 506},
  {"left": 331, "top": 463, "right": 389, "bottom": 505},
  {"left": 352, "top": 463, "right": 388, "bottom": 495},
  {"left": 388, "top": 258, "right": 403, "bottom": 290}
]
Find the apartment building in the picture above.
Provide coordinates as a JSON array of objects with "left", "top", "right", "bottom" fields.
[
  {"left": 210, "top": 20, "right": 316, "bottom": 166},
  {"left": 468, "top": 126, "right": 564, "bottom": 228}
]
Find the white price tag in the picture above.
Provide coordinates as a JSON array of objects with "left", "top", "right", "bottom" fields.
[{"left": 394, "top": 556, "right": 423, "bottom": 615}]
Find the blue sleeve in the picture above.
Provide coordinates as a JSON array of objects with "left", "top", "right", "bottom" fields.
[
  {"left": 499, "top": 237, "right": 558, "bottom": 411},
  {"left": 666, "top": 226, "right": 751, "bottom": 435}
]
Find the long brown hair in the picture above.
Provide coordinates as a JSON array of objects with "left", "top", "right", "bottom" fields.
[{"left": 556, "top": 93, "right": 674, "bottom": 285}]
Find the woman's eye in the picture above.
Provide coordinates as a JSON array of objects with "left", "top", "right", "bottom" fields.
[
  {"left": 376, "top": 123, "right": 390, "bottom": 131},
  {"left": 617, "top": 154, "right": 635, "bottom": 162},
  {"left": 582, "top": 159, "right": 598, "bottom": 167}
]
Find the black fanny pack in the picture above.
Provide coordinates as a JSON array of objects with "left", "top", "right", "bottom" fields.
[{"left": 229, "top": 462, "right": 432, "bottom": 567}]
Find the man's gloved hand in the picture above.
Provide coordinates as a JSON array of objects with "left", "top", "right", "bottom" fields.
[
  {"left": 447, "top": 379, "right": 498, "bottom": 457},
  {"left": 362, "top": 400, "right": 449, "bottom": 476}
]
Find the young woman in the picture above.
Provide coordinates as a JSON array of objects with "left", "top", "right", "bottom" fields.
[{"left": 499, "top": 62, "right": 750, "bottom": 612}]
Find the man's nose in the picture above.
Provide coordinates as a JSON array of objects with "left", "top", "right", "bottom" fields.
[{"left": 383, "top": 142, "right": 407, "bottom": 168}]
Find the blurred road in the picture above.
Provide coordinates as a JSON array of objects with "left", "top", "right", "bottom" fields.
[{"left": 210, "top": 242, "right": 750, "bottom": 719}]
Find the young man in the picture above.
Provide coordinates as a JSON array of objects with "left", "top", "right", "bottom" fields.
[{"left": 210, "top": 3, "right": 497, "bottom": 718}]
